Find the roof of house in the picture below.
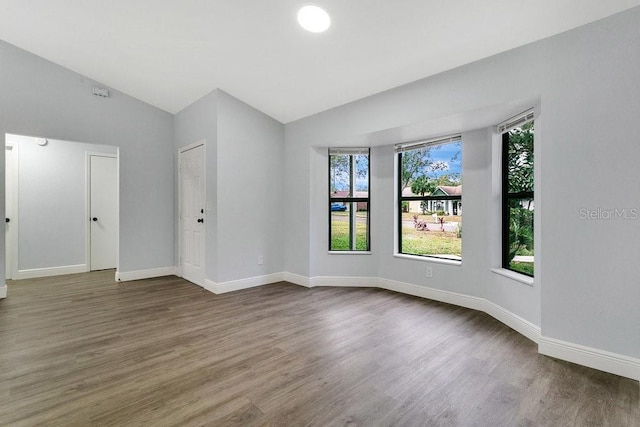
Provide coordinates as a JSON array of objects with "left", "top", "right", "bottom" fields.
[
  {"left": 435, "top": 185, "right": 462, "bottom": 196},
  {"left": 331, "top": 190, "right": 369, "bottom": 198},
  {"left": 403, "top": 185, "right": 461, "bottom": 197}
]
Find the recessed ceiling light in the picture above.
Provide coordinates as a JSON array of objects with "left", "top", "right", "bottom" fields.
[{"left": 297, "top": 5, "right": 331, "bottom": 33}]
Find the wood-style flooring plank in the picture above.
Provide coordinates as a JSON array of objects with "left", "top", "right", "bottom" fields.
[{"left": 0, "top": 271, "right": 637, "bottom": 426}]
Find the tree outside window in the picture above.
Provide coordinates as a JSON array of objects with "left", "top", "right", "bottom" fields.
[{"left": 502, "top": 121, "right": 534, "bottom": 276}]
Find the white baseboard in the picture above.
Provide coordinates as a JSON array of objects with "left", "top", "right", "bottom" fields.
[
  {"left": 378, "top": 278, "right": 541, "bottom": 343},
  {"left": 0, "top": 284, "right": 6, "bottom": 299},
  {"left": 204, "top": 272, "right": 285, "bottom": 294},
  {"left": 14, "top": 264, "right": 88, "bottom": 280},
  {"left": 539, "top": 336, "right": 640, "bottom": 381},
  {"left": 484, "top": 300, "right": 541, "bottom": 344},
  {"left": 116, "top": 266, "right": 178, "bottom": 282},
  {"left": 378, "top": 278, "right": 487, "bottom": 312},
  {"left": 203, "top": 279, "right": 218, "bottom": 293},
  {"left": 283, "top": 272, "right": 311, "bottom": 287}
]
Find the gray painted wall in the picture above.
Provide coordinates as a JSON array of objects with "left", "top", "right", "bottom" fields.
[
  {"left": 284, "top": 8, "right": 640, "bottom": 359},
  {"left": 174, "top": 90, "right": 219, "bottom": 281},
  {"left": 216, "top": 91, "right": 285, "bottom": 283},
  {"left": 0, "top": 40, "right": 175, "bottom": 276},
  {"left": 7, "top": 134, "right": 116, "bottom": 271},
  {"left": 174, "top": 90, "right": 285, "bottom": 284}
]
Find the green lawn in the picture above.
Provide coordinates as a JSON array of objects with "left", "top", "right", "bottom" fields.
[
  {"left": 331, "top": 214, "right": 462, "bottom": 256},
  {"left": 401, "top": 227, "right": 461, "bottom": 257},
  {"left": 330, "top": 220, "right": 368, "bottom": 251},
  {"left": 402, "top": 213, "right": 462, "bottom": 223}
]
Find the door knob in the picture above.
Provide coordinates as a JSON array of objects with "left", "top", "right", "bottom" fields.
[
  {"left": 197, "top": 218, "right": 204, "bottom": 223},
  {"left": 5, "top": 218, "right": 9, "bottom": 223},
  {"left": 92, "top": 217, "right": 98, "bottom": 221}
]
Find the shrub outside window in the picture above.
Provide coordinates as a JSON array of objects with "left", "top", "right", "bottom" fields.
[{"left": 329, "top": 148, "right": 370, "bottom": 251}]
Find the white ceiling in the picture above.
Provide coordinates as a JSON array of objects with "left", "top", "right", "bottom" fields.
[{"left": 1, "top": 1, "right": 639, "bottom": 123}]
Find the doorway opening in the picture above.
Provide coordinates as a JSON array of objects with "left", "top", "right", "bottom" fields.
[{"left": 4, "top": 134, "right": 119, "bottom": 280}]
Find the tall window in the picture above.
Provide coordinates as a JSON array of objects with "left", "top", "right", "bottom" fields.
[
  {"left": 397, "top": 136, "right": 462, "bottom": 260},
  {"left": 329, "top": 148, "right": 370, "bottom": 251},
  {"left": 501, "top": 111, "right": 534, "bottom": 276}
]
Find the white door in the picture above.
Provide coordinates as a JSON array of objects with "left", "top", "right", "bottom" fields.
[
  {"left": 179, "top": 143, "right": 205, "bottom": 285},
  {"left": 90, "top": 155, "right": 117, "bottom": 271},
  {"left": 5, "top": 145, "right": 16, "bottom": 279}
]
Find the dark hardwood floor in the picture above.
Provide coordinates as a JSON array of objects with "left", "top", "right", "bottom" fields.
[{"left": 0, "top": 271, "right": 637, "bottom": 426}]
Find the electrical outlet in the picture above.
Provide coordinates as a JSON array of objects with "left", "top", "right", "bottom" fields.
[
  {"left": 426, "top": 267, "right": 433, "bottom": 278},
  {"left": 258, "top": 255, "right": 263, "bottom": 265}
]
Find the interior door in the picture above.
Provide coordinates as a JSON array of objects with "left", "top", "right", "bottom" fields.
[
  {"left": 90, "top": 155, "right": 117, "bottom": 271},
  {"left": 179, "top": 144, "right": 205, "bottom": 285}
]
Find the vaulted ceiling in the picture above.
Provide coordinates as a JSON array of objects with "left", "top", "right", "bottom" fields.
[{"left": 1, "top": 1, "right": 639, "bottom": 123}]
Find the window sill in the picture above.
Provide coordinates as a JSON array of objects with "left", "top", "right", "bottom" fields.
[
  {"left": 393, "top": 253, "right": 461, "bottom": 266},
  {"left": 328, "top": 251, "right": 372, "bottom": 255},
  {"left": 491, "top": 268, "right": 534, "bottom": 286}
]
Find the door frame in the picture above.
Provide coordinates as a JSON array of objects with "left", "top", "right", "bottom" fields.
[
  {"left": 178, "top": 140, "right": 206, "bottom": 285},
  {"left": 5, "top": 141, "right": 19, "bottom": 280},
  {"left": 86, "top": 151, "right": 119, "bottom": 273}
]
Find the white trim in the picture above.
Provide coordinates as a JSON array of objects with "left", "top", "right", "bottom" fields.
[
  {"left": 14, "top": 264, "right": 88, "bottom": 280},
  {"left": 310, "top": 276, "right": 377, "bottom": 288},
  {"left": 378, "top": 278, "right": 486, "bottom": 312},
  {"left": 115, "top": 266, "right": 178, "bottom": 282},
  {"left": 484, "top": 300, "right": 541, "bottom": 343},
  {"left": 328, "top": 251, "right": 372, "bottom": 255},
  {"left": 5, "top": 141, "right": 20, "bottom": 280},
  {"left": 202, "top": 279, "right": 218, "bottom": 293},
  {"left": 378, "top": 278, "right": 541, "bottom": 343},
  {"left": 539, "top": 336, "right": 640, "bottom": 381},
  {"left": 204, "top": 272, "right": 285, "bottom": 294},
  {"left": 0, "top": 284, "right": 7, "bottom": 298},
  {"left": 491, "top": 268, "right": 534, "bottom": 286},
  {"left": 393, "top": 254, "right": 462, "bottom": 266},
  {"left": 282, "top": 272, "right": 311, "bottom": 287}
]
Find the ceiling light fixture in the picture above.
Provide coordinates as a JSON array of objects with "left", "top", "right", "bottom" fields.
[{"left": 297, "top": 5, "right": 331, "bottom": 33}]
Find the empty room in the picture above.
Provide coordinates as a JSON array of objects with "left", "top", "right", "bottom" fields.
[{"left": 0, "top": 1, "right": 639, "bottom": 425}]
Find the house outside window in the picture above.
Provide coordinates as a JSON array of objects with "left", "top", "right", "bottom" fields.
[
  {"left": 396, "top": 136, "right": 462, "bottom": 261},
  {"left": 329, "top": 148, "right": 370, "bottom": 251},
  {"left": 500, "top": 111, "right": 534, "bottom": 276}
]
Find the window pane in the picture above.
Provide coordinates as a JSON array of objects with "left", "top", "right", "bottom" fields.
[
  {"left": 507, "top": 198, "right": 534, "bottom": 275},
  {"left": 400, "top": 201, "right": 462, "bottom": 260},
  {"left": 507, "top": 122, "right": 534, "bottom": 194},
  {"left": 398, "top": 138, "right": 462, "bottom": 260},
  {"left": 400, "top": 141, "right": 461, "bottom": 196},
  {"left": 330, "top": 204, "right": 350, "bottom": 250},
  {"left": 330, "top": 202, "right": 369, "bottom": 251},
  {"left": 330, "top": 154, "right": 351, "bottom": 197},
  {"left": 354, "top": 203, "right": 369, "bottom": 251},
  {"left": 354, "top": 154, "right": 369, "bottom": 194}
]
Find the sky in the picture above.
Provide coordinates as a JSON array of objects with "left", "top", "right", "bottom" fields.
[
  {"left": 428, "top": 141, "right": 462, "bottom": 179},
  {"left": 333, "top": 140, "right": 462, "bottom": 192}
]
